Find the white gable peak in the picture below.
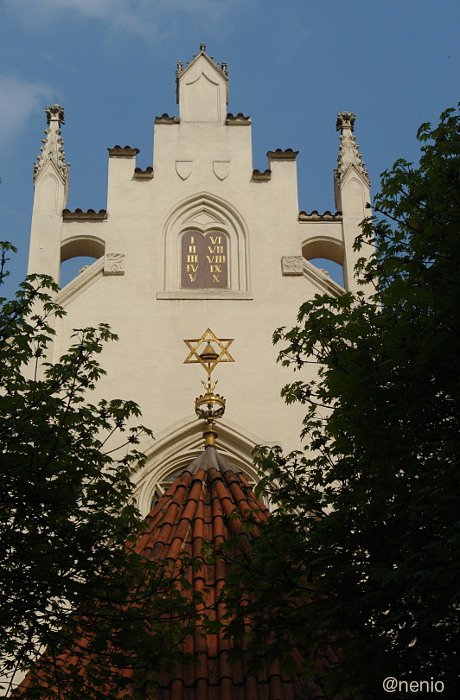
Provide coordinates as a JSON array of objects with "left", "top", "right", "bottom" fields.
[{"left": 176, "top": 44, "right": 228, "bottom": 124}]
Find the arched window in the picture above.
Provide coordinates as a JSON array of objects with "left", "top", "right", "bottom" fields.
[{"left": 158, "top": 192, "right": 252, "bottom": 300}]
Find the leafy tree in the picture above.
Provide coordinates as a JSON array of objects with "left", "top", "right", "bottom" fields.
[
  {"left": 222, "top": 106, "right": 460, "bottom": 698},
  {"left": 0, "top": 247, "right": 197, "bottom": 697}
]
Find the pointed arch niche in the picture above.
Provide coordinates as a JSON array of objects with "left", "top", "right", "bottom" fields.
[
  {"left": 157, "top": 192, "right": 253, "bottom": 300},
  {"left": 302, "top": 235, "right": 345, "bottom": 288},
  {"left": 133, "top": 417, "right": 262, "bottom": 516}
]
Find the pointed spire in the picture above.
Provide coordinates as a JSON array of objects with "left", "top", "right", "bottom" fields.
[
  {"left": 334, "top": 111, "right": 370, "bottom": 188},
  {"left": 33, "top": 104, "right": 69, "bottom": 184}
]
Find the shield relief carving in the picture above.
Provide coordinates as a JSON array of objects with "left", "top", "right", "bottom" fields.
[
  {"left": 213, "top": 160, "right": 230, "bottom": 181},
  {"left": 175, "top": 161, "right": 193, "bottom": 180}
]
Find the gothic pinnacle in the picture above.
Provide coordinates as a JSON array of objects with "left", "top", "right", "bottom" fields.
[
  {"left": 334, "top": 111, "right": 370, "bottom": 187},
  {"left": 34, "top": 104, "right": 69, "bottom": 184}
]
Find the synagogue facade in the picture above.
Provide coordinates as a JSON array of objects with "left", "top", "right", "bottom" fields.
[{"left": 27, "top": 45, "right": 371, "bottom": 515}]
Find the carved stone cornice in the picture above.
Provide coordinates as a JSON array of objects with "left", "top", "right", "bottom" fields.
[
  {"left": 334, "top": 111, "right": 370, "bottom": 187},
  {"left": 34, "top": 104, "right": 69, "bottom": 184}
]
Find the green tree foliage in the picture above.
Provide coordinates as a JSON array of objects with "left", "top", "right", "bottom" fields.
[
  {"left": 222, "top": 107, "right": 460, "bottom": 698},
  {"left": 0, "top": 249, "right": 197, "bottom": 697}
]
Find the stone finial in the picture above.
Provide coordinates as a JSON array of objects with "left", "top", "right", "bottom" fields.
[
  {"left": 336, "top": 111, "right": 355, "bottom": 132},
  {"left": 34, "top": 104, "right": 69, "bottom": 184},
  {"left": 334, "top": 111, "right": 370, "bottom": 187},
  {"left": 45, "top": 104, "right": 65, "bottom": 126},
  {"left": 199, "top": 42, "right": 207, "bottom": 53}
]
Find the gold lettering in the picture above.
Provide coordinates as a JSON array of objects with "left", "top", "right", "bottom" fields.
[
  {"left": 187, "top": 264, "right": 199, "bottom": 273},
  {"left": 190, "top": 236, "right": 195, "bottom": 243},
  {"left": 209, "top": 236, "right": 221, "bottom": 245},
  {"left": 210, "top": 264, "right": 222, "bottom": 273},
  {"left": 207, "top": 245, "right": 224, "bottom": 254},
  {"left": 212, "top": 274, "right": 220, "bottom": 283},
  {"left": 206, "top": 255, "right": 226, "bottom": 264},
  {"left": 188, "top": 245, "right": 197, "bottom": 253},
  {"left": 187, "top": 254, "right": 198, "bottom": 263},
  {"left": 188, "top": 273, "right": 197, "bottom": 283}
]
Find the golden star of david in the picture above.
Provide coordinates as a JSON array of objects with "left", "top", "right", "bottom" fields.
[{"left": 183, "top": 328, "right": 234, "bottom": 376}]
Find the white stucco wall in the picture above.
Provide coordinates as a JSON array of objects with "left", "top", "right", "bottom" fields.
[{"left": 27, "top": 50, "right": 370, "bottom": 513}]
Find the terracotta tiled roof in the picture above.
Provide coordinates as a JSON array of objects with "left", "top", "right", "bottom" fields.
[
  {"left": 16, "top": 447, "right": 333, "bottom": 699},
  {"left": 134, "top": 447, "right": 327, "bottom": 699}
]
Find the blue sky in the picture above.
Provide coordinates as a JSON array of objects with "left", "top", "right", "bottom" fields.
[{"left": 0, "top": 0, "right": 458, "bottom": 295}]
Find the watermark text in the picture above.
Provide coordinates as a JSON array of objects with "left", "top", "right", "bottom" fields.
[{"left": 383, "top": 677, "right": 445, "bottom": 694}]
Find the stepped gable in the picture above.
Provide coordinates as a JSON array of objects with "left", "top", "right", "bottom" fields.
[{"left": 16, "top": 445, "right": 332, "bottom": 699}]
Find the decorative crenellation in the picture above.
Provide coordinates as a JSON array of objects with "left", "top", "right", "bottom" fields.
[
  {"left": 34, "top": 104, "right": 69, "bottom": 183},
  {"left": 251, "top": 169, "right": 271, "bottom": 182},
  {"left": 134, "top": 166, "right": 154, "bottom": 180},
  {"left": 62, "top": 208, "right": 107, "bottom": 221},
  {"left": 298, "top": 210, "right": 342, "bottom": 222},
  {"left": 226, "top": 112, "right": 251, "bottom": 125},
  {"left": 334, "top": 111, "right": 370, "bottom": 187},
  {"left": 281, "top": 256, "right": 304, "bottom": 276},
  {"left": 267, "top": 148, "right": 299, "bottom": 160},
  {"left": 154, "top": 113, "right": 180, "bottom": 125},
  {"left": 103, "top": 253, "right": 125, "bottom": 276},
  {"left": 107, "top": 145, "right": 140, "bottom": 157}
]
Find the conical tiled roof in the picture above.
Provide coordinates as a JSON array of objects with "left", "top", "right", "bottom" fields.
[
  {"left": 133, "top": 446, "right": 314, "bottom": 699},
  {"left": 16, "top": 446, "right": 331, "bottom": 699}
]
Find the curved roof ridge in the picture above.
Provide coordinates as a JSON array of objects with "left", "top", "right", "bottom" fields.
[{"left": 187, "top": 444, "right": 238, "bottom": 475}]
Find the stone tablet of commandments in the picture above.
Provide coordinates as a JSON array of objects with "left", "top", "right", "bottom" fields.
[{"left": 181, "top": 231, "right": 228, "bottom": 288}]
